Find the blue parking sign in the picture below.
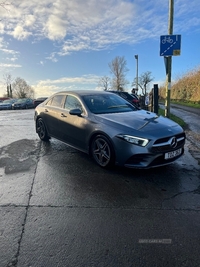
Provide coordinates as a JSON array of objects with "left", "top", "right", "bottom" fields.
[{"left": 160, "top": 35, "right": 181, "bottom": 56}]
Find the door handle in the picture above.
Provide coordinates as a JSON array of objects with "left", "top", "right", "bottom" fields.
[{"left": 61, "top": 113, "right": 67, "bottom": 117}]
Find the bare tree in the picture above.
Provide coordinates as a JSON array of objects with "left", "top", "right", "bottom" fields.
[
  {"left": 98, "top": 76, "right": 110, "bottom": 91},
  {"left": 3, "top": 73, "right": 13, "bottom": 84},
  {"left": 109, "top": 56, "right": 129, "bottom": 91},
  {"left": 3, "top": 73, "right": 14, "bottom": 97},
  {"left": 0, "top": 1, "right": 11, "bottom": 14},
  {"left": 12, "top": 77, "right": 35, "bottom": 98},
  {"left": 132, "top": 71, "right": 154, "bottom": 96}
]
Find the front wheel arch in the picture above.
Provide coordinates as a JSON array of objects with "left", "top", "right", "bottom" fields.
[{"left": 89, "top": 134, "right": 115, "bottom": 168}]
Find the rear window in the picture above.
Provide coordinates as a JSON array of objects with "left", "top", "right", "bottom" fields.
[
  {"left": 118, "top": 92, "right": 133, "bottom": 101},
  {"left": 46, "top": 95, "right": 64, "bottom": 108}
]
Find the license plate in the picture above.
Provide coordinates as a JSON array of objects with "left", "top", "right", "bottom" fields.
[{"left": 165, "top": 148, "right": 182, "bottom": 159}]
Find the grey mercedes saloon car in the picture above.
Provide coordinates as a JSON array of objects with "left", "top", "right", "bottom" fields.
[{"left": 34, "top": 90, "right": 185, "bottom": 169}]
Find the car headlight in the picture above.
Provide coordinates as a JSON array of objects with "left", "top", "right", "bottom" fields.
[{"left": 117, "top": 134, "right": 149, "bottom": 147}]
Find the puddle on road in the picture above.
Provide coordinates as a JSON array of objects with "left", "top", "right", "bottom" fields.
[{"left": 0, "top": 139, "right": 39, "bottom": 174}]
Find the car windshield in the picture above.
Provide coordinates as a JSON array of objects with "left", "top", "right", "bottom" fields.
[
  {"left": 83, "top": 94, "right": 137, "bottom": 114},
  {"left": 16, "top": 99, "right": 27, "bottom": 103},
  {"left": 2, "top": 100, "right": 12, "bottom": 103}
]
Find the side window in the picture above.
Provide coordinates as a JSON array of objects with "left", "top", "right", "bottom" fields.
[
  {"left": 120, "top": 93, "right": 128, "bottom": 100},
  {"left": 64, "top": 95, "right": 83, "bottom": 111},
  {"left": 46, "top": 98, "right": 53, "bottom": 106},
  {"left": 49, "top": 95, "right": 64, "bottom": 108}
]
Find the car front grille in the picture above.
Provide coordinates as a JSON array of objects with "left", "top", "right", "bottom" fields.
[{"left": 151, "top": 132, "right": 185, "bottom": 153}]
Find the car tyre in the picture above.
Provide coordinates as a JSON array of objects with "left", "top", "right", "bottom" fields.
[
  {"left": 91, "top": 135, "right": 114, "bottom": 168},
  {"left": 36, "top": 118, "right": 50, "bottom": 141}
]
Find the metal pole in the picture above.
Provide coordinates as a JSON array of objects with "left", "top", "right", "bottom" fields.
[
  {"left": 165, "top": 0, "right": 174, "bottom": 117},
  {"left": 153, "top": 84, "right": 159, "bottom": 114},
  {"left": 135, "top": 55, "right": 138, "bottom": 94}
]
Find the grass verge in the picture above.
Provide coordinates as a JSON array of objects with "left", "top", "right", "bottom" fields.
[{"left": 171, "top": 100, "right": 200, "bottom": 109}]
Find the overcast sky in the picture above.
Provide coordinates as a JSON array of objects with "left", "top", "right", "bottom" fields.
[{"left": 0, "top": 0, "right": 199, "bottom": 97}]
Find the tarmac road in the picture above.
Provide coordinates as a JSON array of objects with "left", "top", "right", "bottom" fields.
[
  {"left": 170, "top": 103, "right": 200, "bottom": 116},
  {"left": 0, "top": 109, "right": 200, "bottom": 267},
  {"left": 161, "top": 103, "right": 200, "bottom": 164}
]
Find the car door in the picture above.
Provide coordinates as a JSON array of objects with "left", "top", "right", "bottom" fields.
[
  {"left": 58, "top": 94, "right": 89, "bottom": 152},
  {"left": 42, "top": 94, "right": 66, "bottom": 137},
  {"left": 26, "top": 99, "right": 32, "bottom": 108}
]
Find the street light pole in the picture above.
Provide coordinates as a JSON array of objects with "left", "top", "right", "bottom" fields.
[{"left": 134, "top": 55, "right": 138, "bottom": 94}]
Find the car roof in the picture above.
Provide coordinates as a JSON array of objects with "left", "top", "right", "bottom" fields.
[
  {"left": 52, "top": 90, "right": 114, "bottom": 97},
  {"left": 15, "top": 98, "right": 31, "bottom": 101},
  {"left": 108, "top": 90, "right": 128, "bottom": 93}
]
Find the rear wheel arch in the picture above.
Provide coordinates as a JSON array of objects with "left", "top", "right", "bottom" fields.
[{"left": 36, "top": 117, "right": 50, "bottom": 141}]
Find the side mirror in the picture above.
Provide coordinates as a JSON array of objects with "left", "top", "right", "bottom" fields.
[{"left": 69, "top": 108, "right": 82, "bottom": 116}]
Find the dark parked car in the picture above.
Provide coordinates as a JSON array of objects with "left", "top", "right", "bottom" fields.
[
  {"left": 130, "top": 93, "right": 140, "bottom": 106},
  {"left": 34, "top": 90, "right": 185, "bottom": 169},
  {"left": 0, "top": 99, "right": 17, "bottom": 110},
  {"left": 33, "top": 97, "right": 48, "bottom": 108},
  {"left": 108, "top": 90, "right": 140, "bottom": 108},
  {"left": 0, "top": 97, "right": 10, "bottom": 102},
  {"left": 12, "top": 98, "right": 34, "bottom": 109}
]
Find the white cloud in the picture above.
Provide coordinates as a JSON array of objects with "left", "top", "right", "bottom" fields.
[
  {"left": 0, "top": 48, "right": 19, "bottom": 55},
  {"left": 0, "top": 22, "right": 5, "bottom": 34},
  {"left": 11, "top": 57, "right": 17, "bottom": 62},
  {"left": 24, "top": 14, "right": 36, "bottom": 27},
  {"left": 0, "top": 0, "right": 199, "bottom": 62},
  {"left": 33, "top": 74, "right": 100, "bottom": 97},
  {"left": 46, "top": 53, "right": 58, "bottom": 62},
  {"left": 1, "top": 0, "right": 199, "bottom": 40},
  {"left": 0, "top": 42, "right": 20, "bottom": 63},
  {"left": 0, "top": 37, "right": 8, "bottom": 49},
  {"left": 12, "top": 25, "right": 31, "bottom": 40},
  {"left": 0, "top": 63, "right": 21, "bottom": 68},
  {"left": 45, "top": 15, "right": 67, "bottom": 40},
  {"left": 38, "top": 74, "right": 99, "bottom": 85},
  {"left": 0, "top": 37, "right": 20, "bottom": 63},
  {"left": 0, "top": 1, "right": 163, "bottom": 47}
]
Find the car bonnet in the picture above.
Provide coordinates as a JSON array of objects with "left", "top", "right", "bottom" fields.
[{"left": 95, "top": 109, "right": 182, "bottom": 135}]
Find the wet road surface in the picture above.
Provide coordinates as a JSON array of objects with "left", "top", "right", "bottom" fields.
[
  {"left": 0, "top": 109, "right": 200, "bottom": 267},
  {"left": 161, "top": 103, "right": 200, "bottom": 164}
]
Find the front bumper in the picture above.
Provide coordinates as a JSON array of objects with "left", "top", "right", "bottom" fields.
[
  {"left": 124, "top": 148, "right": 184, "bottom": 169},
  {"left": 113, "top": 132, "right": 185, "bottom": 169}
]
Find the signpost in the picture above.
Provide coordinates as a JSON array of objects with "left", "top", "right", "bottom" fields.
[
  {"left": 160, "top": 35, "right": 181, "bottom": 57},
  {"left": 159, "top": 1, "right": 182, "bottom": 118},
  {"left": 160, "top": 33, "right": 181, "bottom": 118}
]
